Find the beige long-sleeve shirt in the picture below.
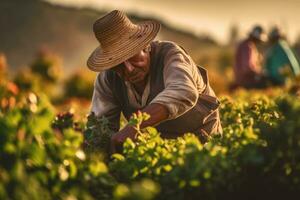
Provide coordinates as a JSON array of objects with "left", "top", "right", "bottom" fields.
[{"left": 91, "top": 40, "right": 207, "bottom": 127}]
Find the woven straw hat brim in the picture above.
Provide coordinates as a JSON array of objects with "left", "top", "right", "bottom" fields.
[{"left": 87, "top": 21, "right": 160, "bottom": 72}]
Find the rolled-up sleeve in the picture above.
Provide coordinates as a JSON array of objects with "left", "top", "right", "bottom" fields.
[
  {"left": 90, "top": 72, "right": 121, "bottom": 131},
  {"left": 150, "top": 46, "right": 204, "bottom": 120}
]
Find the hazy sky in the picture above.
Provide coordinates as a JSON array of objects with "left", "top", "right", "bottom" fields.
[{"left": 46, "top": 0, "right": 300, "bottom": 44}]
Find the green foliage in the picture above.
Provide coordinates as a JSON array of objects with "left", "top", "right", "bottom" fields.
[
  {"left": 64, "top": 71, "right": 94, "bottom": 99},
  {"left": 84, "top": 112, "right": 114, "bottom": 157},
  {"left": 113, "top": 179, "right": 160, "bottom": 200},
  {"left": 51, "top": 111, "right": 83, "bottom": 132},
  {"left": 30, "top": 51, "right": 62, "bottom": 83},
  {"left": 0, "top": 85, "right": 115, "bottom": 200},
  {"left": 13, "top": 69, "right": 41, "bottom": 92},
  {"left": 2, "top": 77, "right": 300, "bottom": 200},
  {"left": 109, "top": 93, "right": 300, "bottom": 200}
]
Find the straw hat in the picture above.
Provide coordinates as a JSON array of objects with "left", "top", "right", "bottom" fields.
[{"left": 87, "top": 10, "right": 161, "bottom": 72}]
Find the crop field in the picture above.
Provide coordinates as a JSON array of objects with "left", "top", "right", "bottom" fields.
[
  {"left": 1, "top": 62, "right": 300, "bottom": 200},
  {"left": 1, "top": 1, "right": 300, "bottom": 198}
]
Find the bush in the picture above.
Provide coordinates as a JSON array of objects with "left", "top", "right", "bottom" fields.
[
  {"left": 0, "top": 86, "right": 115, "bottom": 200},
  {"left": 64, "top": 70, "right": 95, "bottom": 100},
  {"left": 30, "top": 49, "right": 62, "bottom": 83},
  {"left": 109, "top": 95, "right": 300, "bottom": 200},
  {"left": 2, "top": 77, "right": 300, "bottom": 200}
]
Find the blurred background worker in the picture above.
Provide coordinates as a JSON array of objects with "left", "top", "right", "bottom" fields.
[
  {"left": 234, "top": 25, "right": 267, "bottom": 89},
  {"left": 265, "top": 26, "right": 300, "bottom": 86}
]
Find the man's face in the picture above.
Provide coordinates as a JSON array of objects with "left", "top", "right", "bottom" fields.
[{"left": 112, "top": 47, "right": 151, "bottom": 84}]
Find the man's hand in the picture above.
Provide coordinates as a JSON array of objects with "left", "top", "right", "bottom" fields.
[
  {"left": 110, "top": 126, "right": 136, "bottom": 154},
  {"left": 110, "top": 103, "right": 169, "bottom": 154},
  {"left": 112, "top": 126, "right": 136, "bottom": 144}
]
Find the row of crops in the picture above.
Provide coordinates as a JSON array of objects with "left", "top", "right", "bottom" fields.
[{"left": 1, "top": 77, "right": 300, "bottom": 200}]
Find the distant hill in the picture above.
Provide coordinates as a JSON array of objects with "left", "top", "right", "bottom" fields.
[{"left": 0, "top": 0, "right": 219, "bottom": 72}]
